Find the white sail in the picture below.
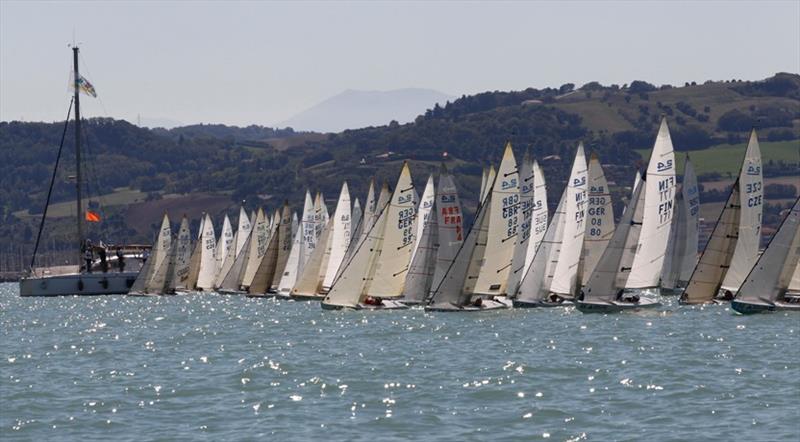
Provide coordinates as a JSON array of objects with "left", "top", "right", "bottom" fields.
[
  {"left": 302, "top": 192, "right": 318, "bottom": 266},
  {"left": 473, "top": 143, "right": 518, "bottom": 295},
  {"left": 214, "top": 214, "right": 234, "bottom": 285},
  {"left": 507, "top": 154, "right": 534, "bottom": 296},
  {"left": 410, "top": 175, "right": 435, "bottom": 265},
  {"left": 321, "top": 183, "right": 352, "bottom": 291},
  {"left": 292, "top": 218, "right": 332, "bottom": 297},
  {"left": 661, "top": 190, "right": 685, "bottom": 289},
  {"left": 526, "top": 160, "right": 548, "bottom": 270},
  {"left": 195, "top": 213, "right": 217, "bottom": 291},
  {"left": 278, "top": 195, "right": 315, "bottom": 294},
  {"left": 248, "top": 218, "right": 280, "bottom": 295},
  {"left": 169, "top": 216, "right": 193, "bottom": 292},
  {"left": 430, "top": 188, "right": 492, "bottom": 308},
  {"left": 627, "top": 118, "right": 676, "bottom": 288},
  {"left": 322, "top": 195, "right": 391, "bottom": 308},
  {"left": 366, "top": 163, "right": 417, "bottom": 298},
  {"left": 402, "top": 176, "right": 438, "bottom": 303},
  {"left": 184, "top": 214, "right": 205, "bottom": 290},
  {"left": 215, "top": 206, "right": 249, "bottom": 288},
  {"left": 582, "top": 179, "right": 645, "bottom": 302},
  {"left": 679, "top": 156, "right": 700, "bottom": 283},
  {"left": 358, "top": 180, "right": 377, "bottom": 245},
  {"left": 681, "top": 181, "right": 741, "bottom": 304},
  {"left": 788, "top": 253, "right": 800, "bottom": 293},
  {"left": 736, "top": 198, "right": 800, "bottom": 303},
  {"left": 270, "top": 203, "right": 294, "bottom": 290},
  {"left": 581, "top": 153, "right": 615, "bottom": 282},
  {"left": 549, "top": 144, "right": 587, "bottom": 296},
  {"left": 241, "top": 208, "right": 268, "bottom": 289},
  {"left": 430, "top": 167, "right": 464, "bottom": 298},
  {"left": 721, "top": 130, "right": 763, "bottom": 293},
  {"left": 234, "top": 206, "right": 251, "bottom": 256},
  {"left": 516, "top": 188, "right": 566, "bottom": 302},
  {"left": 130, "top": 213, "right": 172, "bottom": 293},
  {"left": 616, "top": 172, "right": 647, "bottom": 289},
  {"left": 483, "top": 165, "right": 496, "bottom": 204}
]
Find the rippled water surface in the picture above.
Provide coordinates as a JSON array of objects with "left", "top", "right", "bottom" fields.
[{"left": 1, "top": 283, "right": 798, "bottom": 441}]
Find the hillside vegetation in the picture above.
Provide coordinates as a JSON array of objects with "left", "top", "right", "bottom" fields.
[{"left": 1, "top": 73, "right": 798, "bottom": 269}]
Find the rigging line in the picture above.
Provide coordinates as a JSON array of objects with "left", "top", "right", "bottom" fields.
[{"left": 30, "top": 98, "right": 74, "bottom": 271}]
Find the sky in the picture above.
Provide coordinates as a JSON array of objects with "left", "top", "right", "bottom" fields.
[{"left": 1, "top": 0, "right": 798, "bottom": 127}]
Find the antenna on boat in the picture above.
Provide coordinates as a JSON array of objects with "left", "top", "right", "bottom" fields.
[{"left": 72, "top": 45, "right": 84, "bottom": 267}]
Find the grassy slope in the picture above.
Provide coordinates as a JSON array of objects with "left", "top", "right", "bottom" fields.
[{"left": 635, "top": 139, "right": 800, "bottom": 177}]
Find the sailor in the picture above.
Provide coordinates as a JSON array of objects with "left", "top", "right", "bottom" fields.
[
  {"left": 116, "top": 247, "right": 125, "bottom": 272},
  {"left": 142, "top": 248, "right": 150, "bottom": 264},
  {"left": 98, "top": 246, "right": 108, "bottom": 273},
  {"left": 719, "top": 290, "right": 734, "bottom": 301},
  {"left": 83, "top": 240, "right": 93, "bottom": 273},
  {"left": 472, "top": 297, "right": 483, "bottom": 307}
]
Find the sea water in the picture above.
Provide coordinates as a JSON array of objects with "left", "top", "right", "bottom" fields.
[{"left": 1, "top": 283, "right": 798, "bottom": 441}]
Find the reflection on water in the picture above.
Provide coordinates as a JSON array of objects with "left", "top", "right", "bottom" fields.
[{"left": 1, "top": 283, "right": 798, "bottom": 441}]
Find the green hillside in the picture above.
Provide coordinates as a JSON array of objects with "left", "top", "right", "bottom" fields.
[{"left": 1, "top": 73, "right": 798, "bottom": 270}]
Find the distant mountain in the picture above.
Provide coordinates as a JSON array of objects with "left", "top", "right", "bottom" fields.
[{"left": 280, "top": 88, "right": 454, "bottom": 133}]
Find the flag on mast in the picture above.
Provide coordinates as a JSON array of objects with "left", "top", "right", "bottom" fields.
[
  {"left": 85, "top": 211, "right": 101, "bottom": 222},
  {"left": 70, "top": 73, "right": 97, "bottom": 97}
]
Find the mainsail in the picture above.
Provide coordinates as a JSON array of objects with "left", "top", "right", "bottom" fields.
[
  {"left": 627, "top": 118, "right": 676, "bottom": 288},
  {"left": 681, "top": 180, "right": 742, "bottom": 304},
  {"left": 195, "top": 213, "right": 217, "bottom": 291},
  {"left": 240, "top": 208, "right": 268, "bottom": 289},
  {"left": 401, "top": 175, "right": 438, "bottom": 303},
  {"left": 549, "top": 144, "right": 587, "bottom": 296},
  {"left": 735, "top": 198, "right": 800, "bottom": 304},
  {"left": 429, "top": 166, "right": 464, "bottom": 298},
  {"left": 365, "top": 163, "right": 417, "bottom": 298},
  {"left": 130, "top": 213, "right": 172, "bottom": 294},
  {"left": 270, "top": 202, "right": 293, "bottom": 290},
  {"left": 278, "top": 193, "right": 315, "bottom": 294},
  {"left": 582, "top": 178, "right": 646, "bottom": 303},
  {"left": 721, "top": 130, "right": 763, "bottom": 293},
  {"left": 507, "top": 153, "right": 534, "bottom": 297},
  {"left": 473, "top": 143, "right": 518, "bottom": 295},
  {"left": 581, "top": 153, "right": 615, "bottom": 282},
  {"left": 321, "top": 183, "right": 352, "bottom": 291},
  {"left": 169, "top": 216, "right": 193, "bottom": 292}
]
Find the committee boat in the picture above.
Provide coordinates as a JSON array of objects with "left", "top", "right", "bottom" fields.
[{"left": 19, "top": 46, "right": 142, "bottom": 297}]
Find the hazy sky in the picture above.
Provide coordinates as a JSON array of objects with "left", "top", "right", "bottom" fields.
[{"left": 1, "top": 0, "right": 798, "bottom": 127}]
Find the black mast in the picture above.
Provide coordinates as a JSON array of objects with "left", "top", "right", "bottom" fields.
[{"left": 73, "top": 46, "right": 84, "bottom": 266}]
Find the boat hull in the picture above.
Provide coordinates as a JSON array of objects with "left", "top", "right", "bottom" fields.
[
  {"left": 425, "top": 297, "right": 512, "bottom": 312},
  {"left": 576, "top": 297, "right": 660, "bottom": 313},
  {"left": 291, "top": 293, "right": 326, "bottom": 302},
  {"left": 19, "top": 272, "right": 139, "bottom": 297},
  {"left": 321, "top": 299, "right": 409, "bottom": 310},
  {"left": 512, "top": 299, "right": 574, "bottom": 308},
  {"left": 732, "top": 299, "right": 800, "bottom": 314}
]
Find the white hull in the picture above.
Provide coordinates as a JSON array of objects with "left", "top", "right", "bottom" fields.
[{"left": 19, "top": 272, "right": 139, "bottom": 297}]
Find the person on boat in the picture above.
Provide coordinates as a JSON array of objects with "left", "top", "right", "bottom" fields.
[
  {"left": 98, "top": 246, "right": 108, "bottom": 273},
  {"left": 142, "top": 248, "right": 150, "bottom": 264},
  {"left": 548, "top": 293, "right": 563, "bottom": 304},
  {"left": 116, "top": 247, "right": 125, "bottom": 272},
  {"left": 472, "top": 297, "right": 483, "bottom": 307},
  {"left": 83, "top": 240, "right": 94, "bottom": 273},
  {"left": 577, "top": 289, "right": 586, "bottom": 301},
  {"left": 719, "top": 290, "right": 734, "bottom": 301}
]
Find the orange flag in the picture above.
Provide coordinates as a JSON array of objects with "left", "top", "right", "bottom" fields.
[{"left": 85, "top": 211, "right": 101, "bottom": 222}]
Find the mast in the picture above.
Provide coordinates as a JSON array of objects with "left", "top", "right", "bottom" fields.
[{"left": 73, "top": 46, "right": 83, "bottom": 266}]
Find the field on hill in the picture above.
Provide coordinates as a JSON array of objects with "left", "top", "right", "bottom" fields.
[{"left": 634, "top": 139, "right": 800, "bottom": 177}]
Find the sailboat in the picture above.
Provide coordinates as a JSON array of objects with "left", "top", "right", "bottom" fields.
[
  {"left": 719, "top": 130, "right": 763, "bottom": 297},
  {"left": 291, "top": 192, "right": 335, "bottom": 300},
  {"left": 128, "top": 214, "right": 172, "bottom": 296},
  {"left": 513, "top": 144, "right": 587, "bottom": 307},
  {"left": 167, "top": 216, "right": 194, "bottom": 293},
  {"left": 247, "top": 208, "right": 282, "bottom": 296},
  {"left": 320, "top": 183, "right": 352, "bottom": 293},
  {"left": 194, "top": 213, "right": 218, "bottom": 291},
  {"left": 626, "top": 117, "right": 676, "bottom": 295},
  {"left": 321, "top": 163, "right": 416, "bottom": 310},
  {"left": 426, "top": 144, "right": 519, "bottom": 311},
  {"left": 506, "top": 153, "right": 534, "bottom": 297},
  {"left": 215, "top": 206, "right": 250, "bottom": 289},
  {"left": 268, "top": 202, "right": 294, "bottom": 293},
  {"left": 401, "top": 174, "right": 437, "bottom": 305},
  {"left": 576, "top": 177, "right": 661, "bottom": 313},
  {"left": 213, "top": 214, "right": 234, "bottom": 287},
  {"left": 580, "top": 153, "right": 615, "bottom": 283},
  {"left": 277, "top": 192, "right": 315, "bottom": 296},
  {"left": 20, "top": 46, "right": 143, "bottom": 296},
  {"left": 732, "top": 198, "right": 800, "bottom": 313},
  {"left": 217, "top": 209, "right": 257, "bottom": 294},
  {"left": 681, "top": 130, "right": 763, "bottom": 304},
  {"left": 428, "top": 166, "right": 465, "bottom": 301},
  {"left": 661, "top": 156, "right": 700, "bottom": 294}
]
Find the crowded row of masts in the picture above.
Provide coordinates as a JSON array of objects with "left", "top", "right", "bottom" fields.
[{"left": 130, "top": 117, "right": 799, "bottom": 313}]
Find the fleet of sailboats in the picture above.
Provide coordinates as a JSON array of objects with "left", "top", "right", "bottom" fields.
[{"left": 20, "top": 46, "right": 796, "bottom": 314}]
